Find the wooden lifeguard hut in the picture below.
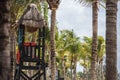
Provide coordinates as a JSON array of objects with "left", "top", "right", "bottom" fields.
[{"left": 14, "top": 3, "right": 47, "bottom": 80}]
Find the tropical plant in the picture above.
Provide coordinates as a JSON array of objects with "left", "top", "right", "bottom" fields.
[
  {"left": 0, "top": 0, "right": 11, "bottom": 79},
  {"left": 56, "top": 30, "right": 80, "bottom": 79},
  {"left": 47, "top": 0, "right": 60, "bottom": 80},
  {"left": 61, "top": 30, "right": 81, "bottom": 80},
  {"left": 79, "top": 36, "right": 92, "bottom": 80},
  {"left": 91, "top": 1, "right": 98, "bottom": 79},
  {"left": 56, "top": 30, "right": 69, "bottom": 79},
  {"left": 79, "top": 36, "right": 105, "bottom": 80},
  {"left": 77, "top": 72, "right": 86, "bottom": 80},
  {"left": 69, "top": 39, "right": 81, "bottom": 80},
  {"left": 75, "top": 0, "right": 105, "bottom": 79},
  {"left": 106, "top": 0, "right": 118, "bottom": 80}
]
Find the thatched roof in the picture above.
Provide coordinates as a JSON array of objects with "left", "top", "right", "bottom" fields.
[{"left": 18, "top": 3, "right": 45, "bottom": 32}]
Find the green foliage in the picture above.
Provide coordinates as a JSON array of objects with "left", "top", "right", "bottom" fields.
[
  {"left": 79, "top": 36, "right": 105, "bottom": 69},
  {"left": 10, "top": 0, "right": 107, "bottom": 78},
  {"left": 79, "top": 36, "right": 92, "bottom": 68},
  {"left": 97, "top": 36, "right": 105, "bottom": 61},
  {"left": 55, "top": 28, "right": 105, "bottom": 75},
  {"left": 77, "top": 72, "right": 85, "bottom": 78},
  {"left": 42, "top": 1, "right": 49, "bottom": 21}
]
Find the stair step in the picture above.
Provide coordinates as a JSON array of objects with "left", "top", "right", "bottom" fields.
[
  {"left": 21, "top": 58, "right": 42, "bottom": 62},
  {"left": 21, "top": 65, "right": 41, "bottom": 70}
]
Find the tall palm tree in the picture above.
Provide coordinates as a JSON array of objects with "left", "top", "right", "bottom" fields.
[
  {"left": 79, "top": 36, "right": 105, "bottom": 80},
  {"left": 0, "top": 0, "right": 11, "bottom": 80},
  {"left": 47, "top": 0, "right": 60, "bottom": 80},
  {"left": 91, "top": 0, "right": 98, "bottom": 80},
  {"left": 76, "top": 0, "right": 98, "bottom": 79},
  {"left": 106, "top": 0, "right": 118, "bottom": 80}
]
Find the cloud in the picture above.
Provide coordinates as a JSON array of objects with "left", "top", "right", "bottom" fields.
[
  {"left": 57, "top": 0, "right": 107, "bottom": 37},
  {"left": 57, "top": 0, "right": 93, "bottom": 37},
  {"left": 57, "top": 0, "right": 120, "bottom": 72}
]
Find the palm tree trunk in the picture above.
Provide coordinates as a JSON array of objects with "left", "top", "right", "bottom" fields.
[
  {"left": 101, "top": 61, "right": 104, "bottom": 80},
  {"left": 106, "top": 0, "right": 118, "bottom": 80},
  {"left": 100, "top": 61, "right": 104, "bottom": 80},
  {"left": 0, "top": 0, "right": 11, "bottom": 80},
  {"left": 97, "top": 62, "right": 101, "bottom": 80},
  {"left": 70, "top": 64, "right": 73, "bottom": 80},
  {"left": 73, "top": 58, "right": 77, "bottom": 80},
  {"left": 61, "top": 58, "right": 65, "bottom": 79},
  {"left": 90, "top": 0, "right": 98, "bottom": 80},
  {"left": 70, "top": 56, "right": 73, "bottom": 80},
  {"left": 50, "top": 9, "right": 56, "bottom": 80}
]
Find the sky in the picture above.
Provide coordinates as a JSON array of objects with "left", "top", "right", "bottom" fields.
[{"left": 55, "top": 0, "right": 120, "bottom": 72}]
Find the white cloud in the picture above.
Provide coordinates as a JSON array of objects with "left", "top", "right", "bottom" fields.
[
  {"left": 56, "top": 0, "right": 120, "bottom": 72},
  {"left": 57, "top": 0, "right": 92, "bottom": 37}
]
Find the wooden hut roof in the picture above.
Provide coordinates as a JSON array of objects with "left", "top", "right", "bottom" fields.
[{"left": 18, "top": 3, "right": 45, "bottom": 28}]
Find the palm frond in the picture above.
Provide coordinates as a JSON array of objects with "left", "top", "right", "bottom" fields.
[
  {"left": 75, "top": 0, "right": 106, "bottom": 7},
  {"left": 75, "top": 0, "right": 93, "bottom": 6}
]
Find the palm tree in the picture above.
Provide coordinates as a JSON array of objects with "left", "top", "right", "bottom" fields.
[
  {"left": 56, "top": 30, "right": 69, "bottom": 79},
  {"left": 0, "top": 0, "right": 11, "bottom": 80},
  {"left": 75, "top": 0, "right": 102, "bottom": 79},
  {"left": 56, "top": 30, "right": 82, "bottom": 80},
  {"left": 90, "top": 0, "right": 98, "bottom": 80},
  {"left": 79, "top": 36, "right": 105, "bottom": 80},
  {"left": 80, "top": 36, "right": 92, "bottom": 80},
  {"left": 106, "top": 0, "right": 118, "bottom": 80},
  {"left": 62, "top": 30, "right": 81, "bottom": 80},
  {"left": 71, "top": 40, "right": 81, "bottom": 80},
  {"left": 47, "top": 0, "right": 60, "bottom": 80}
]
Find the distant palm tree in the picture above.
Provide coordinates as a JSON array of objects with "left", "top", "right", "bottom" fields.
[
  {"left": 70, "top": 40, "right": 81, "bottom": 80},
  {"left": 80, "top": 36, "right": 92, "bottom": 80},
  {"left": 0, "top": 0, "right": 11, "bottom": 80},
  {"left": 62, "top": 30, "right": 81, "bottom": 80},
  {"left": 106, "top": 0, "right": 118, "bottom": 80},
  {"left": 56, "top": 30, "right": 70, "bottom": 79},
  {"left": 90, "top": 1, "right": 98, "bottom": 80}
]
